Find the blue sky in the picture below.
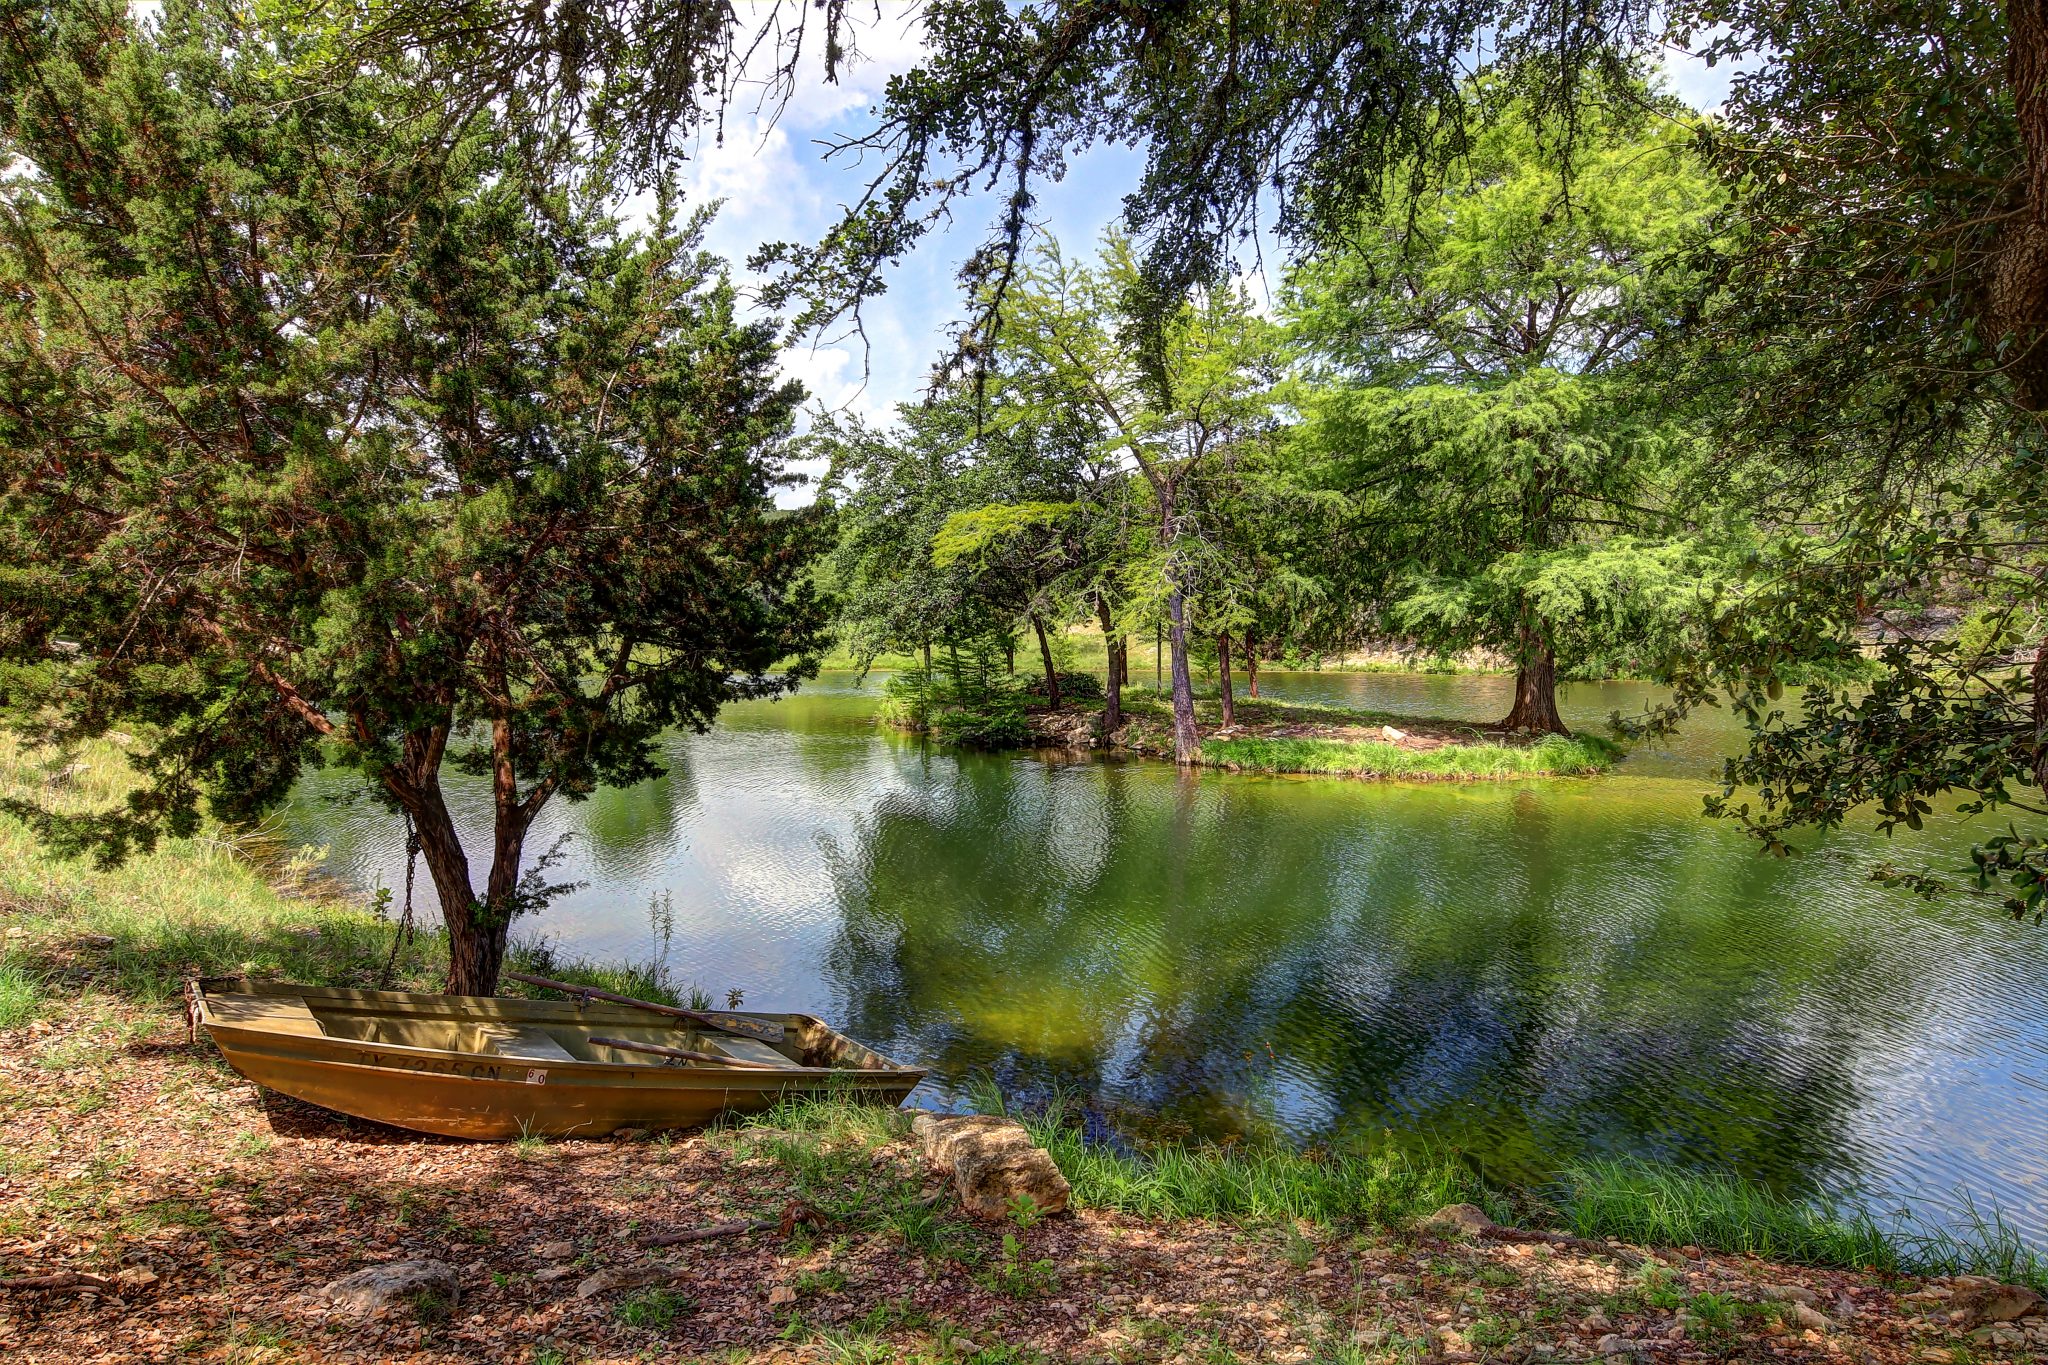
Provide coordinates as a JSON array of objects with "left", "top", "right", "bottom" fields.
[{"left": 667, "top": 9, "right": 1738, "bottom": 498}]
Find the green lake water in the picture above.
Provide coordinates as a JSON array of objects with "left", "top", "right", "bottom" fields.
[{"left": 282, "top": 671, "right": 2048, "bottom": 1240}]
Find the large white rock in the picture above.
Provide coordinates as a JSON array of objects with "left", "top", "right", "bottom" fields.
[
  {"left": 911, "top": 1113, "right": 1071, "bottom": 1220},
  {"left": 319, "top": 1260, "right": 459, "bottom": 1317}
]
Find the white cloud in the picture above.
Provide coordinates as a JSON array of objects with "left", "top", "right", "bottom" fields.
[{"left": 1661, "top": 28, "right": 1744, "bottom": 115}]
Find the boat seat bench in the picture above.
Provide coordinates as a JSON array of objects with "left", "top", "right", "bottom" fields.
[
  {"left": 709, "top": 1036, "right": 802, "bottom": 1069},
  {"left": 209, "top": 994, "right": 328, "bottom": 1037},
  {"left": 483, "top": 1026, "right": 579, "bottom": 1063}
]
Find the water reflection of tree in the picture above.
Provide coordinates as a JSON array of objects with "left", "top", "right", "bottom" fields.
[
  {"left": 565, "top": 735, "right": 700, "bottom": 885},
  {"left": 820, "top": 758, "right": 1955, "bottom": 1196}
]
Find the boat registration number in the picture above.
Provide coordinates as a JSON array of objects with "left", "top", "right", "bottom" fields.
[{"left": 526, "top": 1068, "right": 548, "bottom": 1086}]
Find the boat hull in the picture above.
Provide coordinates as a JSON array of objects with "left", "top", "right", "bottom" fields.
[{"left": 196, "top": 981, "right": 923, "bottom": 1140}]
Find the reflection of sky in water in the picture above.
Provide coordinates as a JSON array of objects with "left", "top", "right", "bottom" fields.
[{"left": 282, "top": 671, "right": 2048, "bottom": 1244}]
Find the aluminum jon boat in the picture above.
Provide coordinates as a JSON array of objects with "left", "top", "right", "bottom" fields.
[{"left": 191, "top": 977, "right": 924, "bottom": 1139}]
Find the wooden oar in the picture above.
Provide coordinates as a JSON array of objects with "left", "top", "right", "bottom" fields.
[
  {"left": 589, "top": 1035, "right": 791, "bottom": 1070},
  {"left": 505, "top": 972, "right": 784, "bottom": 1043}
]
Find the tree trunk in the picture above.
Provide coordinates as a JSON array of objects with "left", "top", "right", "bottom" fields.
[
  {"left": 1155, "top": 621, "right": 1163, "bottom": 685},
  {"left": 1030, "top": 613, "right": 1061, "bottom": 709},
  {"left": 404, "top": 778, "right": 514, "bottom": 997},
  {"left": 1167, "top": 588, "right": 1199, "bottom": 763},
  {"left": 922, "top": 640, "right": 932, "bottom": 674},
  {"left": 1995, "top": 0, "right": 2048, "bottom": 410},
  {"left": 1501, "top": 620, "right": 1569, "bottom": 735},
  {"left": 1095, "top": 593, "right": 1122, "bottom": 742},
  {"left": 1246, "top": 636, "right": 1259, "bottom": 699},
  {"left": 1217, "top": 632, "right": 1235, "bottom": 728},
  {"left": 2033, "top": 631, "right": 2048, "bottom": 793}
]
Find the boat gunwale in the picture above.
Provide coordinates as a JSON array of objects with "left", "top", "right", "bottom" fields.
[{"left": 194, "top": 980, "right": 925, "bottom": 1084}]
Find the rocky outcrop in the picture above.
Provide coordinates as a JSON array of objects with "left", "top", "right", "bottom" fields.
[
  {"left": 318, "top": 1260, "right": 459, "bottom": 1317},
  {"left": 1025, "top": 709, "right": 1100, "bottom": 749},
  {"left": 911, "top": 1113, "right": 1071, "bottom": 1221},
  {"left": 1949, "top": 1274, "right": 2045, "bottom": 1326}
]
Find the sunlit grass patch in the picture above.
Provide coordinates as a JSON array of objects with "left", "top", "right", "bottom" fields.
[
  {"left": 1197, "top": 733, "right": 1619, "bottom": 779},
  {"left": 739, "top": 1091, "right": 912, "bottom": 1146},
  {"left": 1025, "top": 1123, "right": 1496, "bottom": 1227}
]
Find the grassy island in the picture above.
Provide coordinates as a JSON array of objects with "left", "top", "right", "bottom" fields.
[{"left": 1104, "top": 695, "right": 1622, "bottom": 779}]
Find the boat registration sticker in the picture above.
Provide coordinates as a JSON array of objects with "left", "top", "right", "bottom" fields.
[{"left": 525, "top": 1068, "right": 548, "bottom": 1085}]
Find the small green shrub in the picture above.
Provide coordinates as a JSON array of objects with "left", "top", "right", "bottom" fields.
[
  {"left": 1638, "top": 1262, "right": 1684, "bottom": 1310},
  {"left": 882, "top": 645, "right": 1032, "bottom": 748},
  {"left": 1022, "top": 670, "right": 1103, "bottom": 702},
  {"left": 617, "top": 1286, "right": 695, "bottom": 1329},
  {"left": 1687, "top": 1291, "right": 1738, "bottom": 1338},
  {"left": 976, "top": 1232, "right": 1059, "bottom": 1298}
]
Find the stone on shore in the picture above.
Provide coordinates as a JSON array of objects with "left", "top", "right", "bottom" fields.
[
  {"left": 1424, "top": 1203, "right": 1496, "bottom": 1236},
  {"left": 1949, "top": 1275, "right": 2045, "bottom": 1326},
  {"left": 911, "top": 1112, "right": 1071, "bottom": 1220}
]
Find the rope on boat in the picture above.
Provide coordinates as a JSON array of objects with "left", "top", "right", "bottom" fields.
[{"left": 379, "top": 808, "right": 422, "bottom": 988}]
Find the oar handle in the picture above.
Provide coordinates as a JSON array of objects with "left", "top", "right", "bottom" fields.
[{"left": 504, "top": 971, "right": 783, "bottom": 1043}]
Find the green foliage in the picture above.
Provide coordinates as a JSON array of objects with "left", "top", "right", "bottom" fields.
[
  {"left": 0, "top": 1, "right": 826, "bottom": 991},
  {"left": 880, "top": 643, "right": 1032, "bottom": 749},
  {"left": 1619, "top": 4, "right": 2048, "bottom": 914},
  {"left": 1020, "top": 671, "right": 1102, "bottom": 702},
  {"left": 931, "top": 502, "right": 1078, "bottom": 570},
  {"left": 759, "top": 1, "right": 1644, "bottom": 361}
]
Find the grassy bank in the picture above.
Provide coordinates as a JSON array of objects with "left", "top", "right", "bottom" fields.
[
  {"left": 1197, "top": 732, "right": 1619, "bottom": 779},
  {"left": 0, "top": 732, "right": 700, "bottom": 1022},
  {"left": 748, "top": 1093, "right": 2048, "bottom": 1293},
  {"left": 1106, "top": 693, "right": 1625, "bottom": 779}
]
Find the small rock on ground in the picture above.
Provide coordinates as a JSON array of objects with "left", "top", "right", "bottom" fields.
[{"left": 318, "top": 1260, "right": 459, "bottom": 1317}]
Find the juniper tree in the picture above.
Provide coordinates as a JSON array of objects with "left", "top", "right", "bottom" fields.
[{"left": 0, "top": 0, "right": 826, "bottom": 994}]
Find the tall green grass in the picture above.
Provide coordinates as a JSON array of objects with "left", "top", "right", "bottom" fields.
[
  {"left": 1028, "top": 1120, "right": 1501, "bottom": 1226},
  {"left": 1559, "top": 1160, "right": 1903, "bottom": 1271},
  {"left": 0, "top": 958, "right": 44, "bottom": 1028},
  {"left": 1199, "top": 733, "right": 1619, "bottom": 779},
  {"left": 1559, "top": 1159, "right": 2048, "bottom": 1291}
]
